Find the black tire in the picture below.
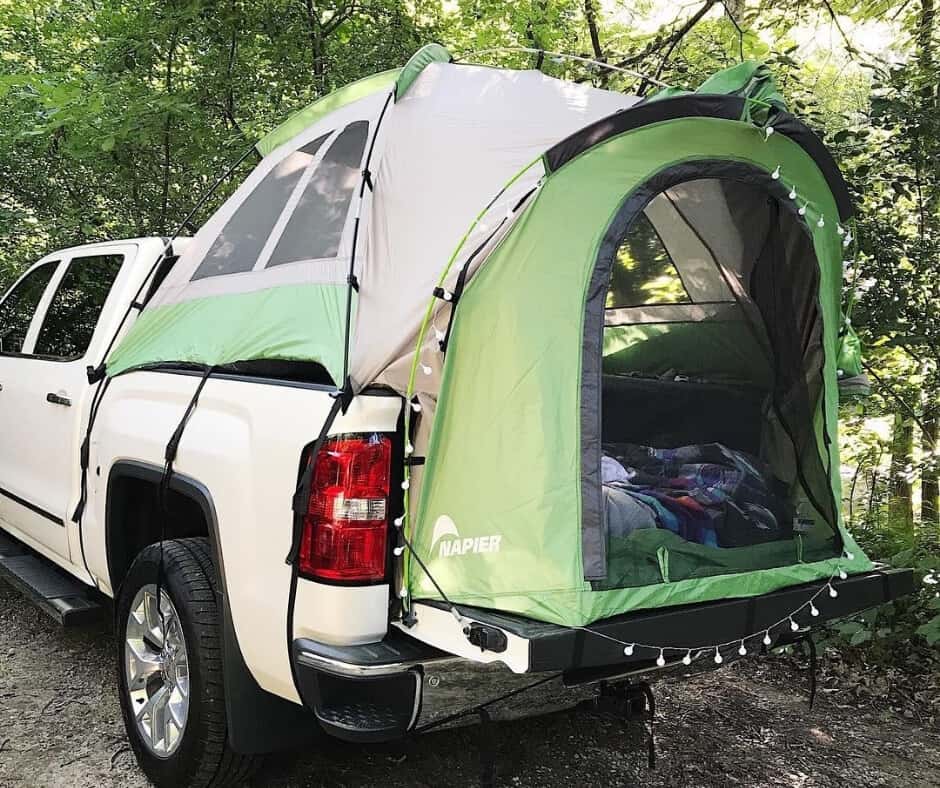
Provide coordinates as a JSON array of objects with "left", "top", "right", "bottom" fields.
[{"left": 116, "top": 537, "right": 261, "bottom": 787}]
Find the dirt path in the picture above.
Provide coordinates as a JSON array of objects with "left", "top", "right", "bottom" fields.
[{"left": 2, "top": 579, "right": 938, "bottom": 787}]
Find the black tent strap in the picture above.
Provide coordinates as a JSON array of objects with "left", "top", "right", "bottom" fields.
[
  {"left": 438, "top": 185, "right": 537, "bottom": 353},
  {"left": 154, "top": 366, "right": 214, "bottom": 638}
]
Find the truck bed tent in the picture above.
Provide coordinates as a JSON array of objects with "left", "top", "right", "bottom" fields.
[{"left": 107, "top": 45, "right": 872, "bottom": 628}]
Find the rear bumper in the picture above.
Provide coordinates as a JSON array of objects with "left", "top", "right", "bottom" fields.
[{"left": 292, "top": 566, "right": 913, "bottom": 742}]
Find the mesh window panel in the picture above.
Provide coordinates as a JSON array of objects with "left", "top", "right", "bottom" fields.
[
  {"left": 191, "top": 134, "right": 331, "bottom": 281},
  {"left": 0, "top": 261, "right": 57, "bottom": 354},
  {"left": 267, "top": 120, "right": 369, "bottom": 267},
  {"left": 34, "top": 254, "right": 123, "bottom": 359},
  {"left": 606, "top": 213, "right": 691, "bottom": 308}
]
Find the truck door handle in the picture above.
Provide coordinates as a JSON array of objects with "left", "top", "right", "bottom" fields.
[{"left": 46, "top": 392, "right": 71, "bottom": 407}]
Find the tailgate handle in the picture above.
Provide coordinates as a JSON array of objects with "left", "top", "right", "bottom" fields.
[
  {"left": 46, "top": 392, "right": 71, "bottom": 407},
  {"left": 464, "top": 622, "right": 508, "bottom": 653}
]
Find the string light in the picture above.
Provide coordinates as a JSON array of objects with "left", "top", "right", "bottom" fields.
[
  {"left": 682, "top": 650, "right": 692, "bottom": 666},
  {"left": 789, "top": 187, "right": 797, "bottom": 200},
  {"left": 828, "top": 583, "right": 838, "bottom": 598},
  {"left": 764, "top": 126, "right": 775, "bottom": 140},
  {"left": 623, "top": 643, "right": 634, "bottom": 656},
  {"left": 411, "top": 400, "right": 422, "bottom": 413},
  {"left": 789, "top": 616, "right": 800, "bottom": 632},
  {"left": 839, "top": 569, "right": 848, "bottom": 581},
  {"left": 421, "top": 363, "right": 433, "bottom": 375},
  {"left": 393, "top": 516, "right": 404, "bottom": 527},
  {"left": 401, "top": 479, "right": 410, "bottom": 490},
  {"left": 763, "top": 631, "right": 772, "bottom": 646},
  {"left": 738, "top": 641, "right": 748, "bottom": 656},
  {"left": 399, "top": 587, "right": 408, "bottom": 599},
  {"left": 817, "top": 215, "right": 825, "bottom": 228},
  {"left": 393, "top": 546, "right": 406, "bottom": 556},
  {"left": 405, "top": 442, "right": 414, "bottom": 455},
  {"left": 656, "top": 649, "right": 666, "bottom": 667},
  {"left": 798, "top": 203, "right": 807, "bottom": 216},
  {"left": 714, "top": 647, "right": 723, "bottom": 664},
  {"left": 810, "top": 602, "right": 820, "bottom": 617},
  {"left": 771, "top": 165, "right": 781, "bottom": 180}
]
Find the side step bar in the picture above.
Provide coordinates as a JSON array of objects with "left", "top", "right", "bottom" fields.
[{"left": 0, "top": 531, "right": 103, "bottom": 626}]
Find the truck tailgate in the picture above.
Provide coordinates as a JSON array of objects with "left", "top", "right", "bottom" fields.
[{"left": 410, "top": 567, "right": 914, "bottom": 673}]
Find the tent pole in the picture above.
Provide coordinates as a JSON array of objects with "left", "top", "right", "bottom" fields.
[{"left": 340, "top": 89, "right": 395, "bottom": 396}]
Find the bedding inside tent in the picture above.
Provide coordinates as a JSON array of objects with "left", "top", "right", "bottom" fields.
[{"left": 597, "top": 177, "right": 840, "bottom": 590}]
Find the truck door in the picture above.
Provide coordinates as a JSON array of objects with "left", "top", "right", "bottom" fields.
[{"left": 0, "top": 248, "right": 125, "bottom": 561}]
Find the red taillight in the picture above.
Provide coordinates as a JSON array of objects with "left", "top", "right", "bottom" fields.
[{"left": 298, "top": 434, "right": 392, "bottom": 582}]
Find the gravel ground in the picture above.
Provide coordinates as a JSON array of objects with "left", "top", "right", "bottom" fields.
[{"left": 2, "top": 578, "right": 939, "bottom": 788}]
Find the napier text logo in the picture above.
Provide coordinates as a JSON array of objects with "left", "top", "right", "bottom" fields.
[{"left": 431, "top": 515, "right": 502, "bottom": 558}]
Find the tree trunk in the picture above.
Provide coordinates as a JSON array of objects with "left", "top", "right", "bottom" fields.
[
  {"left": 923, "top": 389, "right": 939, "bottom": 523},
  {"left": 889, "top": 413, "right": 915, "bottom": 530}
]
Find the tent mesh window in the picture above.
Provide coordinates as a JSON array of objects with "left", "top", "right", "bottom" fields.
[{"left": 598, "top": 178, "right": 841, "bottom": 590}]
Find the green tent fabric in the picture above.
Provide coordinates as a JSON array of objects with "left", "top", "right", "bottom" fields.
[{"left": 395, "top": 43, "right": 451, "bottom": 101}]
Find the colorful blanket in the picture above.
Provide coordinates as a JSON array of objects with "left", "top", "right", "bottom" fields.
[{"left": 603, "top": 442, "right": 792, "bottom": 548}]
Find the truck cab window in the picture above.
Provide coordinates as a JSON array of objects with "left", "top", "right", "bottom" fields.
[
  {"left": 0, "top": 261, "right": 58, "bottom": 354},
  {"left": 34, "top": 254, "right": 123, "bottom": 359}
]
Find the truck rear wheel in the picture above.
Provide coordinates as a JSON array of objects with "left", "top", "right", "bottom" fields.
[{"left": 116, "top": 537, "right": 261, "bottom": 787}]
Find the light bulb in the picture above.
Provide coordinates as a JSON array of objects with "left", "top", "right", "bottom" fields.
[
  {"left": 393, "top": 546, "right": 405, "bottom": 556},
  {"left": 682, "top": 651, "right": 692, "bottom": 666},
  {"left": 810, "top": 603, "right": 819, "bottom": 617},
  {"left": 714, "top": 648, "right": 723, "bottom": 664},
  {"left": 845, "top": 551, "right": 855, "bottom": 561},
  {"left": 763, "top": 632, "right": 772, "bottom": 646},
  {"left": 837, "top": 225, "right": 846, "bottom": 236},
  {"left": 764, "top": 126, "right": 775, "bottom": 139},
  {"left": 421, "top": 364, "right": 432, "bottom": 376},
  {"left": 656, "top": 650, "right": 666, "bottom": 667},
  {"left": 411, "top": 401, "right": 422, "bottom": 413},
  {"left": 799, "top": 204, "right": 807, "bottom": 216},
  {"left": 839, "top": 569, "right": 848, "bottom": 581},
  {"left": 399, "top": 587, "right": 408, "bottom": 599},
  {"left": 789, "top": 188, "right": 797, "bottom": 200},
  {"left": 442, "top": 290, "right": 453, "bottom": 302},
  {"left": 394, "top": 516, "right": 404, "bottom": 527},
  {"left": 790, "top": 617, "right": 800, "bottom": 632},
  {"left": 817, "top": 215, "right": 825, "bottom": 228},
  {"left": 401, "top": 479, "right": 410, "bottom": 490},
  {"left": 738, "top": 642, "right": 748, "bottom": 656},
  {"left": 771, "top": 165, "right": 781, "bottom": 179},
  {"left": 405, "top": 442, "right": 414, "bottom": 455},
  {"left": 623, "top": 644, "right": 634, "bottom": 657},
  {"left": 829, "top": 584, "right": 838, "bottom": 598}
]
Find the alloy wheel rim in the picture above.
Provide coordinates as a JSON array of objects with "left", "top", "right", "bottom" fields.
[{"left": 124, "top": 584, "right": 190, "bottom": 758}]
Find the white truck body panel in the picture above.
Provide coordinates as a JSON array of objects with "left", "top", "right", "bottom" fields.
[{"left": 0, "top": 238, "right": 405, "bottom": 705}]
